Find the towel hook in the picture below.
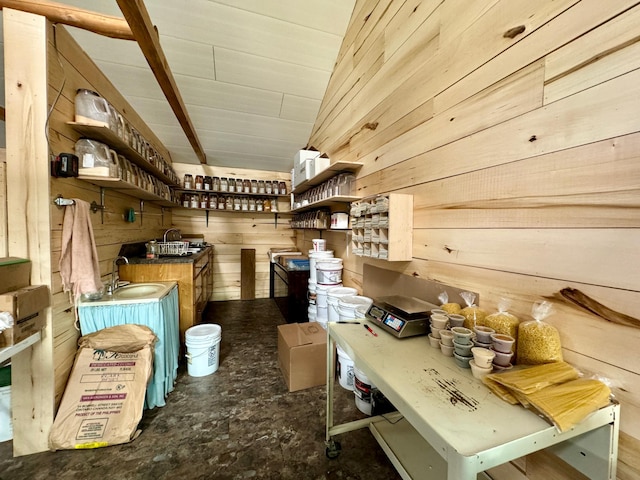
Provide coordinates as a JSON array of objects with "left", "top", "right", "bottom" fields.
[{"left": 53, "top": 194, "right": 105, "bottom": 214}]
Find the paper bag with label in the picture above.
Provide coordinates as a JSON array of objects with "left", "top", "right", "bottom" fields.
[{"left": 49, "top": 324, "right": 157, "bottom": 450}]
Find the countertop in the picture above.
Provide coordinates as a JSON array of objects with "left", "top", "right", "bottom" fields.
[{"left": 119, "top": 244, "right": 213, "bottom": 265}]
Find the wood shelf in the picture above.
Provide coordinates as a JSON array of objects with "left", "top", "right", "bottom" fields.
[
  {"left": 77, "top": 175, "right": 178, "bottom": 207},
  {"left": 68, "top": 122, "right": 180, "bottom": 186},
  {"left": 0, "top": 332, "right": 41, "bottom": 364},
  {"left": 290, "top": 195, "right": 361, "bottom": 214},
  {"left": 176, "top": 188, "right": 288, "bottom": 198},
  {"left": 291, "top": 160, "right": 363, "bottom": 195}
]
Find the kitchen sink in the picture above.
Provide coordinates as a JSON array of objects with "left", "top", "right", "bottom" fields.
[
  {"left": 79, "top": 281, "right": 177, "bottom": 305},
  {"left": 113, "top": 283, "right": 168, "bottom": 299}
]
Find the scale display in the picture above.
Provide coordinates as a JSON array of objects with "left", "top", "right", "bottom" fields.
[
  {"left": 383, "top": 314, "right": 405, "bottom": 332},
  {"left": 365, "top": 295, "right": 438, "bottom": 338}
]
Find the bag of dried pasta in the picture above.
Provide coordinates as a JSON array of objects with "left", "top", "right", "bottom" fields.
[
  {"left": 517, "top": 301, "right": 563, "bottom": 365},
  {"left": 459, "top": 291, "right": 487, "bottom": 329},
  {"left": 485, "top": 298, "right": 520, "bottom": 339},
  {"left": 438, "top": 291, "right": 461, "bottom": 314}
]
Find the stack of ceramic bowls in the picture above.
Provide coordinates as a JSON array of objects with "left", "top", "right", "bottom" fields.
[
  {"left": 451, "top": 327, "right": 474, "bottom": 368},
  {"left": 470, "top": 347, "right": 495, "bottom": 379},
  {"left": 490, "top": 333, "right": 515, "bottom": 371},
  {"left": 472, "top": 325, "right": 494, "bottom": 348}
]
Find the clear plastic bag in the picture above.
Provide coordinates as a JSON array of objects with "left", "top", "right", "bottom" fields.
[
  {"left": 459, "top": 291, "right": 487, "bottom": 329},
  {"left": 517, "top": 301, "right": 563, "bottom": 365},
  {"left": 438, "top": 291, "right": 461, "bottom": 314},
  {"left": 485, "top": 298, "right": 520, "bottom": 339}
]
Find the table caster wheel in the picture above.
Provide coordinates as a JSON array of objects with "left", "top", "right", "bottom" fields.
[{"left": 325, "top": 439, "right": 341, "bottom": 459}]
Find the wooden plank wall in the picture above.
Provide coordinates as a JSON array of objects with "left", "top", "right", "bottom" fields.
[
  {"left": 46, "top": 24, "right": 173, "bottom": 410},
  {"left": 301, "top": 1, "right": 640, "bottom": 478},
  {"left": 171, "top": 163, "right": 296, "bottom": 300}
]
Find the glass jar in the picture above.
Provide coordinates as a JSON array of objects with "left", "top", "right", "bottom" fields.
[
  {"left": 241, "top": 197, "right": 249, "bottom": 211},
  {"left": 233, "top": 197, "right": 241, "bottom": 211},
  {"left": 251, "top": 180, "right": 258, "bottom": 193},
  {"left": 195, "top": 175, "right": 204, "bottom": 190},
  {"left": 272, "top": 180, "right": 279, "bottom": 195},
  {"left": 236, "top": 179, "right": 243, "bottom": 193},
  {"left": 228, "top": 178, "right": 236, "bottom": 193},
  {"left": 184, "top": 174, "right": 193, "bottom": 189},
  {"left": 220, "top": 177, "right": 228, "bottom": 192},
  {"left": 265, "top": 180, "right": 272, "bottom": 195},
  {"left": 249, "top": 198, "right": 256, "bottom": 211},
  {"left": 256, "top": 199, "right": 263, "bottom": 212},
  {"left": 218, "top": 195, "right": 226, "bottom": 210},
  {"left": 225, "top": 196, "right": 233, "bottom": 210},
  {"left": 200, "top": 194, "right": 208, "bottom": 209},
  {"left": 204, "top": 176, "right": 212, "bottom": 190},
  {"left": 212, "top": 176, "right": 220, "bottom": 191},
  {"left": 258, "top": 180, "right": 265, "bottom": 194},
  {"left": 190, "top": 194, "right": 199, "bottom": 209},
  {"left": 263, "top": 198, "right": 271, "bottom": 212},
  {"left": 182, "top": 193, "right": 190, "bottom": 208},
  {"left": 209, "top": 194, "right": 217, "bottom": 209},
  {"left": 243, "top": 179, "right": 251, "bottom": 193},
  {"left": 279, "top": 181, "right": 287, "bottom": 195}
]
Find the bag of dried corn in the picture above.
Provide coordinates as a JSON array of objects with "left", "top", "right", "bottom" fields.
[
  {"left": 517, "top": 301, "right": 563, "bottom": 365},
  {"left": 438, "top": 291, "right": 461, "bottom": 314},
  {"left": 459, "top": 291, "right": 487, "bottom": 329},
  {"left": 485, "top": 298, "right": 520, "bottom": 339}
]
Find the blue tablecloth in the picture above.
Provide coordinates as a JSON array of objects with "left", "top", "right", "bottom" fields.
[{"left": 78, "top": 286, "right": 179, "bottom": 409}]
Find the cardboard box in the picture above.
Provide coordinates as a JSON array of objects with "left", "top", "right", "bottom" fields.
[
  {"left": 0, "top": 257, "right": 30, "bottom": 295},
  {"left": 278, "top": 323, "right": 327, "bottom": 392},
  {"left": 294, "top": 149, "right": 320, "bottom": 166},
  {"left": 0, "top": 285, "right": 50, "bottom": 347}
]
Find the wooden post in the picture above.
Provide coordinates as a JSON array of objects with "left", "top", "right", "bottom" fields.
[{"left": 241, "top": 249, "right": 256, "bottom": 300}]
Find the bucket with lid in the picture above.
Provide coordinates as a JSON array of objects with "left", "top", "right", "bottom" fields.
[
  {"left": 308, "top": 304, "right": 317, "bottom": 322},
  {"left": 308, "top": 250, "right": 334, "bottom": 283},
  {"left": 317, "top": 305, "right": 328, "bottom": 322},
  {"left": 355, "top": 304, "right": 368, "bottom": 320},
  {"left": 337, "top": 345, "right": 355, "bottom": 391},
  {"left": 308, "top": 279, "right": 317, "bottom": 305},
  {"left": 316, "top": 283, "right": 340, "bottom": 308},
  {"left": 354, "top": 366, "right": 375, "bottom": 415},
  {"left": 317, "top": 259, "right": 343, "bottom": 285},
  {"left": 327, "top": 287, "right": 357, "bottom": 322},
  {"left": 185, "top": 324, "right": 222, "bottom": 377},
  {"left": 338, "top": 296, "right": 373, "bottom": 321}
]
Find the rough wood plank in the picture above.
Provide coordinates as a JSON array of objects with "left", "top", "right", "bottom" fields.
[{"left": 240, "top": 248, "right": 256, "bottom": 300}]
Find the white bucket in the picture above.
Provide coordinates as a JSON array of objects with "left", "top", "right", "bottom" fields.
[
  {"left": 317, "top": 259, "right": 343, "bottom": 285},
  {"left": 327, "top": 287, "right": 358, "bottom": 322},
  {"left": 312, "top": 238, "right": 326, "bottom": 251},
  {"left": 185, "top": 324, "right": 222, "bottom": 377},
  {"left": 317, "top": 305, "right": 328, "bottom": 321},
  {"left": 316, "top": 283, "right": 339, "bottom": 308},
  {"left": 0, "top": 386, "right": 11, "bottom": 442},
  {"left": 337, "top": 345, "right": 355, "bottom": 391},
  {"left": 338, "top": 296, "right": 373, "bottom": 322},
  {"left": 355, "top": 304, "right": 368, "bottom": 320},
  {"left": 354, "top": 366, "right": 375, "bottom": 415},
  {"left": 308, "top": 304, "right": 317, "bottom": 322},
  {"left": 308, "top": 279, "right": 317, "bottom": 305},
  {"left": 309, "top": 250, "right": 334, "bottom": 283}
]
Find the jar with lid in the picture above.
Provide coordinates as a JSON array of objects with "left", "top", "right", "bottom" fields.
[
  {"left": 195, "top": 175, "right": 204, "bottom": 190},
  {"left": 249, "top": 198, "right": 256, "bottom": 211},
  {"left": 190, "top": 194, "right": 199, "bottom": 209},
  {"left": 233, "top": 197, "right": 241, "bottom": 211},
  {"left": 228, "top": 178, "right": 236, "bottom": 193},
  {"left": 212, "top": 176, "right": 220, "bottom": 191},
  {"left": 279, "top": 181, "right": 287, "bottom": 195},
  {"left": 182, "top": 193, "right": 190, "bottom": 208},
  {"left": 256, "top": 199, "right": 264, "bottom": 211},
  {"left": 258, "top": 180, "right": 266, "bottom": 194},
  {"left": 225, "top": 196, "right": 233, "bottom": 210},
  {"left": 241, "top": 197, "right": 249, "bottom": 211},
  {"left": 263, "top": 198, "right": 272, "bottom": 212},
  {"left": 200, "top": 194, "right": 208, "bottom": 209},
  {"left": 204, "top": 176, "right": 212, "bottom": 191},
  {"left": 265, "top": 180, "right": 272, "bottom": 195},
  {"left": 251, "top": 180, "right": 258, "bottom": 193},
  {"left": 218, "top": 195, "right": 226, "bottom": 210},
  {"left": 74, "top": 89, "right": 111, "bottom": 127},
  {"left": 236, "top": 179, "right": 243, "bottom": 193},
  {"left": 220, "top": 177, "right": 228, "bottom": 192},
  {"left": 209, "top": 194, "right": 217, "bottom": 209},
  {"left": 146, "top": 240, "right": 159, "bottom": 259},
  {"left": 184, "top": 174, "right": 193, "bottom": 189},
  {"left": 243, "top": 179, "right": 251, "bottom": 193},
  {"left": 272, "top": 180, "right": 279, "bottom": 195},
  {"left": 271, "top": 198, "right": 278, "bottom": 212}
]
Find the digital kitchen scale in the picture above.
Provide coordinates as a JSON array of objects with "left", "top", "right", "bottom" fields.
[{"left": 365, "top": 295, "right": 438, "bottom": 338}]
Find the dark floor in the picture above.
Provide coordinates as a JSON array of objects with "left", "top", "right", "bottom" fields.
[{"left": 0, "top": 299, "right": 400, "bottom": 479}]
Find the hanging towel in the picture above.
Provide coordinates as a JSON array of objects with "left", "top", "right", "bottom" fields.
[{"left": 59, "top": 199, "right": 103, "bottom": 301}]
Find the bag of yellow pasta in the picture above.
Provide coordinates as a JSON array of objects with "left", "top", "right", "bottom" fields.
[
  {"left": 437, "top": 291, "right": 461, "bottom": 315},
  {"left": 485, "top": 298, "right": 520, "bottom": 339},
  {"left": 517, "top": 301, "right": 563, "bottom": 365},
  {"left": 459, "top": 291, "right": 487, "bottom": 329}
]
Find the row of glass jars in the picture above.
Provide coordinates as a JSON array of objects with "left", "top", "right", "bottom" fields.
[
  {"left": 181, "top": 194, "right": 278, "bottom": 212},
  {"left": 183, "top": 175, "right": 287, "bottom": 195}
]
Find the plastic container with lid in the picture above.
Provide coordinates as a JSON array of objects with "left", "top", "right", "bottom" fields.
[
  {"left": 209, "top": 194, "right": 217, "bottom": 209},
  {"left": 251, "top": 180, "right": 258, "bottom": 193},
  {"left": 228, "top": 178, "right": 236, "bottom": 193},
  {"left": 75, "top": 138, "right": 118, "bottom": 178},
  {"left": 218, "top": 196, "right": 226, "bottom": 210},
  {"left": 75, "top": 89, "right": 111, "bottom": 127},
  {"left": 220, "top": 177, "right": 228, "bottom": 192},
  {"left": 279, "top": 181, "right": 287, "bottom": 195},
  {"left": 184, "top": 174, "right": 193, "bottom": 189},
  {"left": 265, "top": 180, "right": 273, "bottom": 194},
  {"left": 212, "top": 177, "right": 220, "bottom": 191},
  {"left": 195, "top": 175, "right": 204, "bottom": 190},
  {"left": 258, "top": 180, "right": 266, "bottom": 194},
  {"left": 204, "top": 176, "right": 212, "bottom": 191}
]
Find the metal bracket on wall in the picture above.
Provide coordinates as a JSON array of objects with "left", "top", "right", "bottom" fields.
[
  {"left": 53, "top": 191, "right": 106, "bottom": 224},
  {"left": 139, "top": 200, "right": 144, "bottom": 226}
]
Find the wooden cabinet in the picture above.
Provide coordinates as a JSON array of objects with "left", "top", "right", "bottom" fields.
[
  {"left": 269, "top": 261, "right": 310, "bottom": 323},
  {"left": 118, "top": 247, "right": 214, "bottom": 340},
  {"left": 350, "top": 193, "right": 413, "bottom": 261}
]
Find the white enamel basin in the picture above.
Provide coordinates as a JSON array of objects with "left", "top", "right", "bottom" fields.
[{"left": 113, "top": 283, "right": 168, "bottom": 299}]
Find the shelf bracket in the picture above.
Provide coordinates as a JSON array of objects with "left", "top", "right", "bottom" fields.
[
  {"left": 206, "top": 209, "right": 209, "bottom": 228},
  {"left": 274, "top": 213, "right": 278, "bottom": 229},
  {"left": 139, "top": 200, "right": 144, "bottom": 226}
]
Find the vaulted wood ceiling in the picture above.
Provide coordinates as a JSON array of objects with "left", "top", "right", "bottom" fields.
[{"left": 55, "top": 0, "right": 355, "bottom": 172}]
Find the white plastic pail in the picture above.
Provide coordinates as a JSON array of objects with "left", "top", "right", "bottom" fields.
[
  {"left": 312, "top": 238, "right": 326, "bottom": 251},
  {"left": 354, "top": 366, "right": 375, "bottom": 415},
  {"left": 317, "top": 305, "right": 328, "bottom": 321},
  {"left": 309, "top": 250, "right": 334, "bottom": 283},
  {"left": 185, "top": 324, "right": 222, "bottom": 377},
  {"left": 355, "top": 304, "right": 368, "bottom": 320},
  {"left": 308, "top": 279, "right": 317, "bottom": 305},
  {"left": 0, "top": 386, "right": 11, "bottom": 442},
  {"left": 327, "top": 287, "right": 358, "bottom": 322},
  {"left": 308, "top": 304, "right": 317, "bottom": 322},
  {"left": 316, "top": 283, "right": 338, "bottom": 308},
  {"left": 338, "top": 296, "right": 373, "bottom": 321},
  {"left": 317, "top": 259, "right": 343, "bottom": 285},
  {"left": 337, "top": 345, "right": 355, "bottom": 391}
]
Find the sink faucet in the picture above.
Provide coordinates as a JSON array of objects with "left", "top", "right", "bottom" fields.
[
  {"left": 163, "top": 228, "right": 181, "bottom": 243},
  {"left": 108, "top": 256, "right": 129, "bottom": 294}
]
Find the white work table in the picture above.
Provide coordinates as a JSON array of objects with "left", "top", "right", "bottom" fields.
[{"left": 326, "top": 322, "right": 619, "bottom": 480}]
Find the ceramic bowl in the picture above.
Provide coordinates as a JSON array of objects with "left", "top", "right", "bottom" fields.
[
  {"left": 451, "top": 326, "right": 473, "bottom": 344},
  {"left": 473, "top": 325, "right": 495, "bottom": 344},
  {"left": 439, "top": 329, "right": 454, "bottom": 347},
  {"left": 431, "top": 308, "right": 448, "bottom": 316},
  {"left": 491, "top": 348, "right": 514, "bottom": 367},
  {"left": 453, "top": 340, "right": 474, "bottom": 356},
  {"left": 491, "top": 333, "right": 515, "bottom": 353},
  {"left": 453, "top": 352, "right": 473, "bottom": 369},
  {"left": 447, "top": 314, "right": 465, "bottom": 328},
  {"left": 440, "top": 341, "right": 454, "bottom": 357},
  {"left": 430, "top": 314, "right": 449, "bottom": 330},
  {"left": 428, "top": 333, "right": 440, "bottom": 348},
  {"left": 430, "top": 326, "right": 442, "bottom": 339},
  {"left": 469, "top": 360, "right": 493, "bottom": 379},
  {"left": 492, "top": 362, "right": 513, "bottom": 372},
  {"left": 472, "top": 338, "right": 492, "bottom": 349},
  {"left": 471, "top": 347, "right": 495, "bottom": 369}
]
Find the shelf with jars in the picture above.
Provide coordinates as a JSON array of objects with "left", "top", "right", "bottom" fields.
[{"left": 290, "top": 167, "right": 360, "bottom": 216}]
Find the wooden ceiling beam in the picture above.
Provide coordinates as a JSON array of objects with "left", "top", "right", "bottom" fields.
[
  {"left": 0, "top": 0, "right": 134, "bottom": 40},
  {"left": 116, "top": 0, "right": 207, "bottom": 164}
]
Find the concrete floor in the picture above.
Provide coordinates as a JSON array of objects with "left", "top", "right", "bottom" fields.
[{"left": 0, "top": 299, "right": 400, "bottom": 479}]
